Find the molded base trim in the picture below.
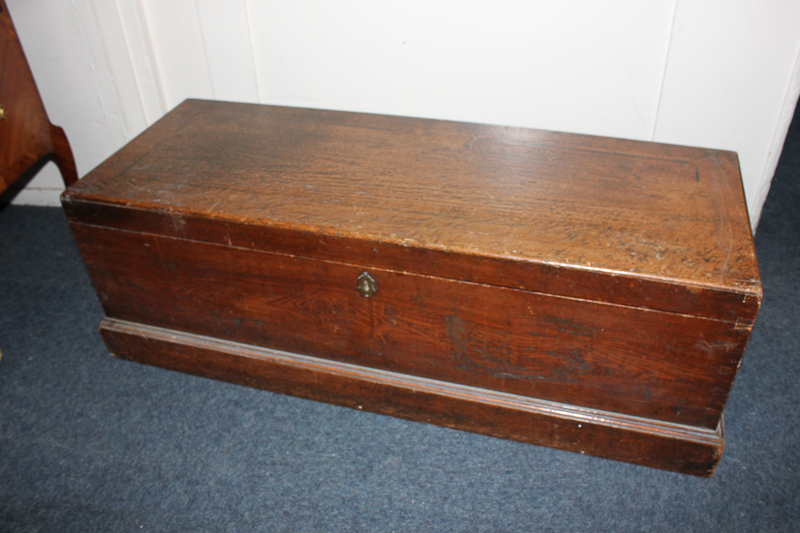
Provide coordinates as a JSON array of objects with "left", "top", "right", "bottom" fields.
[{"left": 99, "top": 318, "right": 724, "bottom": 476}]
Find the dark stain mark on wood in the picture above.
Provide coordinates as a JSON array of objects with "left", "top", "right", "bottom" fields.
[
  {"left": 446, "top": 314, "right": 594, "bottom": 385},
  {"left": 543, "top": 316, "right": 596, "bottom": 338}
]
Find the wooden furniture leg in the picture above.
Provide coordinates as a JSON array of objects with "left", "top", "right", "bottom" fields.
[{"left": 1, "top": 0, "right": 78, "bottom": 198}]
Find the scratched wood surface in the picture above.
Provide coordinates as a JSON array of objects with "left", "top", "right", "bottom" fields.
[
  {"left": 100, "top": 318, "right": 724, "bottom": 477},
  {"left": 62, "top": 100, "right": 762, "bottom": 475},
  {"left": 63, "top": 99, "right": 760, "bottom": 318},
  {"left": 72, "top": 222, "right": 751, "bottom": 429}
]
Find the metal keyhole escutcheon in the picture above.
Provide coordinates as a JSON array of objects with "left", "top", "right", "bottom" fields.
[{"left": 357, "top": 272, "right": 377, "bottom": 298}]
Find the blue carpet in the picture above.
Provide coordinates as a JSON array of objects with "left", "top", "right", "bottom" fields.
[{"left": 1, "top": 107, "right": 799, "bottom": 531}]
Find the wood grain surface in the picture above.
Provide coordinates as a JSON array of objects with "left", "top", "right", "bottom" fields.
[
  {"left": 100, "top": 318, "right": 724, "bottom": 477},
  {"left": 63, "top": 100, "right": 760, "bottom": 316},
  {"left": 72, "top": 222, "right": 751, "bottom": 430},
  {"left": 63, "top": 99, "right": 762, "bottom": 475}
]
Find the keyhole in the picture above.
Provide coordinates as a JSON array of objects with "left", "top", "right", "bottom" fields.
[{"left": 357, "top": 272, "right": 376, "bottom": 298}]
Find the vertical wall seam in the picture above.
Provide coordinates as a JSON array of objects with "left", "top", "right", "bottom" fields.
[
  {"left": 650, "top": 0, "right": 680, "bottom": 142},
  {"left": 242, "top": 0, "right": 263, "bottom": 102},
  {"left": 135, "top": 0, "right": 167, "bottom": 113},
  {"left": 97, "top": 0, "right": 130, "bottom": 138},
  {"left": 82, "top": 0, "right": 127, "bottom": 142},
  {"left": 112, "top": 0, "right": 147, "bottom": 130},
  {"left": 751, "top": 40, "right": 800, "bottom": 232},
  {"left": 193, "top": 0, "right": 215, "bottom": 99}
]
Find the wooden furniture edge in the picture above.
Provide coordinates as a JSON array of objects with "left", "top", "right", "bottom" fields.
[
  {"left": 0, "top": 0, "right": 78, "bottom": 193},
  {"left": 61, "top": 200, "right": 761, "bottom": 323},
  {"left": 60, "top": 99, "right": 761, "bottom": 307},
  {"left": 99, "top": 317, "right": 724, "bottom": 477}
]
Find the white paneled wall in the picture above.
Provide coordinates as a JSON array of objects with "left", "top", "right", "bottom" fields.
[
  {"left": 244, "top": 0, "right": 675, "bottom": 140},
  {"left": 653, "top": 0, "right": 800, "bottom": 229},
  {"left": 7, "top": 0, "right": 800, "bottom": 230}
]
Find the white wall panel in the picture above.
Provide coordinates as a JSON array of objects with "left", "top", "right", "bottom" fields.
[
  {"left": 139, "top": 0, "right": 213, "bottom": 110},
  {"left": 83, "top": 0, "right": 150, "bottom": 140},
  {"left": 653, "top": 0, "right": 800, "bottom": 224},
  {"left": 196, "top": 0, "right": 259, "bottom": 103},
  {"left": 114, "top": 0, "right": 164, "bottom": 125},
  {"left": 246, "top": 0, "right": 675, "bottom": 141}
]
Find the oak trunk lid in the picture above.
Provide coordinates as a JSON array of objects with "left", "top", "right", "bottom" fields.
[{"left": 62, "top": 99, "right": 761, "bottom": 322}]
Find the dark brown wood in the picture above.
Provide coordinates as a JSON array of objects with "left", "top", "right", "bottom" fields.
[
  {"left": 62, "top": 99, "right": 761, "bottom": 476},
  {"left": 0, "top": 0, "right": 77, "bottom": 197},
  {"left": 62, "top": 100, "right": 760, "bottom": 311},
  {"left": 62, "top": 199, "right": 759, "bottom": 323},
  {"left": 100, "top": 318, "right": 724, "bottom": 477},
  {"left": 71, "top": 222, "right": 750, "bottom": 429}
]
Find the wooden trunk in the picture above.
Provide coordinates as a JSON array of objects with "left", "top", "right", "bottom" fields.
[{"left": 62, "top": 99, "right": 761, "bottom": 476}]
